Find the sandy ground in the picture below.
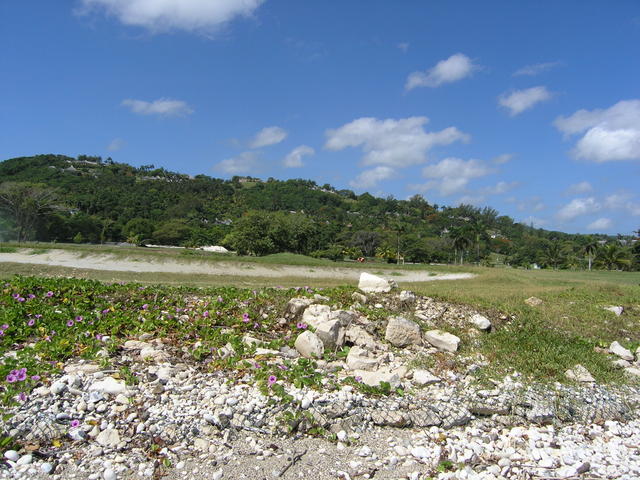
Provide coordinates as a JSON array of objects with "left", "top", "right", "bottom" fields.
[{"left": 0, "top": 250, "right": 474, "bottom": 283}]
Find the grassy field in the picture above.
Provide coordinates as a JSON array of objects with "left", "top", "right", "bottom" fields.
[{"left": 1, "top": 242, "right": 639, "bottom": 387}]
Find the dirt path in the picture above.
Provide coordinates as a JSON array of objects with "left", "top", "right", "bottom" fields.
[{"left": 0, "top": 250, "right": 474, "bottom": 283}]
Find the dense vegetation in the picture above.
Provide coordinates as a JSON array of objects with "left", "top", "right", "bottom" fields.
[{"left": 1, "top": 154, "right": 638, "bottom": 270}]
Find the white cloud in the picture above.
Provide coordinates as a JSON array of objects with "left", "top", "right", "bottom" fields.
[
  {"left": 121, "top": 98, "right": 193, "bottom": 117},
  {"left": 421, "top": 157, "right": 494, "bottom": 195},
  {"left": 283, "top": 145, "right": 314, "bottom": 168},
  {"left": 249, "top": 126, "right": 287, "bottom": 148},
  {"left": 405, "top": 53, "right": 477, "bottom": 90},
  {"left": 350, "top": 166, "right": 396, "bottom": 190},
  {"left": 107, "top": 138, "right": 125, "bottom": 151},
  {"left": 482, "top": 181, "right": 519, "bottom": 195},
  {"left": 516, "top": 197, "right": 546, "bottom": 212},
  {"left": 604, "top": 193, "right": 640, "bottom": 216},
  {"left": 325, "top": 116, "right": 469, "bottom": 168},
  {"left": 492, "top": 153, "right": 513, "bottom": 164},
  {"left": 214, "top": 151, "right": 259, "bottom": 174},
  {"left": 556, "top": 197, "right": 601, "bottom": 222},
  {"left": 513, "top": 61, "right": 561, "bottom": 76},
  {"left": 397, "top": 42, "right": 409, "bottom": 53},
  {"left": 566, "top": 181, "right": 593, "bottom": 195},
  {"left": 457, "top": 195, "right": 486, "bottom": 206},
  {"left": 79, "top": 0, "right": 265, "bottom": 33},
  {"left": 554, "top": 99, "right": 640, "bottom": 162},
  {"left": 498, "top": 86, "right": 551, "bottom": 116},
  {"left": 587, "top": 218, "right": 613, "bottom": 230}
]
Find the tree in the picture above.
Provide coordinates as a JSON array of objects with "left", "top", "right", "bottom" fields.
[
  {"left": 541, "top": 240, "right": 564, "bottom": 269},
  {"left": 450, "top": 227, "right": 472, "bottom": 264},
  {"left": 0, "top": 182, "right": 57, "bottom": 242},
  {"left": 596, "top": 243, "right": 631, "bottom": 270},
  {"left": 583, "top": 238, "right": 599, "bottom": 271}
]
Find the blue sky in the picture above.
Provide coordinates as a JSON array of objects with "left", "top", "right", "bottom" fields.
[{"left": 1, "top": 1, "right": 640, "bottom": 235}]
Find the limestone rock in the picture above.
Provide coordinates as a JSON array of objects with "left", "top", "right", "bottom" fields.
[
  {"left": 351, "top": 292, "right": 368, "bottom": 304},
  {"left": 96, "top": 429, "right": 121, "bottom": 448},
  {"left": 565, "top": 364, "right": 595, "bottom": 383},
  {"left": 604, "top": 306, "right": 624, "bottom": 316},
  {"left": 358, "top": 272, "right": 395, "bottom": 293},
  {"left": 286, "top": 297, "right": 315, "bottom": 317},
  {"left": 412, "top": 369, "right": 441, "bottom": 385},
  {"left": 624, "top": 367, "right": 640, "bottom": 378},
  {"left": 424, "top": 330, "right": 460, "bottom": 352},
  {"left": 385, "top": 316, "right": 421, "bottom": 347},
  {"left": 353, "top": 368, "right": 401, "bottom": 388},
  {"left": 88, "top": 377, "right": 127, "bottom": 396},
  {"left": 610, "top": 341, "right": 634, "bottom": 361},
  {"left": 470, "top": 314, "right": 491, "bottom": 330},
  {"left": 302, "top": 304, "right": 331, "bottom": 328},
  {"left": 399, "top": 290, "right": 416, "bottom": 305},
  {"left": 345, "top": 325, "right": 378, "bottom": 349},
  {"left": 346, "top": 346, "right": 379, "bottom": 371},
  {"left": 525, "top": 297, "right": 543, "bottom": 307},
  {"left": 294, "top": 331, "right": 324, "bottom": 359},
  {"left": 315, "top": 319, "right": 345, "bottom": 349}
]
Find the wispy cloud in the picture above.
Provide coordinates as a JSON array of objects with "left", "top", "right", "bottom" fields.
[
  {"left": 405, "top": 53, "right": 478, "bottom": 90},
  {"left": 554, "top": 99, "right": 640, "bottom": 162},
  {"left": 78, "top": 0, "right": 265, "bottom": 34},
  {"left": 283, "top": 145, "right": 314, "bottom": 168},
  {"left": 556, "top": 197, "right": 601, "bottom": 221},
  {"left": 325, "top": 116, "right": 469, "bottom": 168},
  {"left": 492, "top": 153, "right": 513, "bottom": 165},
  {"left": 397, "top": 42, "right": 410, "bottom": 53},
  {"left": 498, "top": 86, "right": 552, "bottom": 116},
  {"left": 565, "top": 181, "right": 593, "bottom": 195},
  {"left": 513, "top": 61, "right": 561, "bottom": 76},
  {"left": 107, "top": 138, "right": 125, "bottom": 151},
  {"left": 350, "top": 166, "right": 396, "bottom": 190},
  {"left": 419, "top": 158, "right": 495, "bottom": 196},
  {"left": 121, "top": 98, "right": 193, "bottom": 117},
  {"left": 214, "top": 151, "right": 259, "bottom": 175},
  {"left": 587, "top": 218, "right": 612, "bottom": 230},
  {"left": 249, "top": 126, "right": 287, "bottom": 148}
]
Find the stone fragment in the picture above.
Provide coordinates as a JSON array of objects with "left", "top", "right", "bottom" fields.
[
  {"left": 96, "top": 429, "right": 121, "bottom": 448},
  {"left": 315, "top": 319, "right": 345, "bottom": 349},
  {"left": 286, "top": 297, "right": 315, "bottom": 317},
  {"left": 4, "top": 450, "right": 19, "bottom": 462},
  {"left": 351, "top": 292, "right": 368, "bottom": 304},
  {"left": 609, "top": 341, "right": 634, "bottom": 361},
  {"left": 346, "top": 346, "right": 379, "bottom": 371},
  {"left": 604, "top": 306, "right": 624, "bottom": 316},
  {"left": 352, "top": 368, "right": 401, "bottom": 388},
  {"left": 412, "top": 369, "right": 441, "bottom": 385},
  {"left": 470, "top": 313, "right": 491, "bottom": 330},
  {"left": 612, "top": 359, "right": 631, "bottom": 369},
  {"left": 525, "top": 296, "right": 543, "bottom": 306},
  {"left": 399, "top": 290, "right": 416, "bottom": 305},
  {"left": 624, "top": 367, "right": 640, "bottom": 377},
  {"left": 358, "top": 272, "right": 394, "bottom": 293},
  {"left": 385, "top": 316, "right": 421, "bottom": 347},
  {"left": 424, "top": 330, "right": 460, "bottom": 352},
  {"left": 302, "top": 304, "right": 331, "bottom": 328},
  {"left": 89, "top": 377, "right": 127, "bottom": 396},
  {"left": 565, "top": 364, "right": 595, "bottom": 383},
  {"left": 294, "top": 331, "right": 324, "bottom": 358},
  {"left": 345, "top": 325, "right": 378, "bottom": 349}
]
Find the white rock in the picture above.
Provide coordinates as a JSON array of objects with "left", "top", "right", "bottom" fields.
[
  {"left": 604, "top": 306, "right": 624, "bottom": 316},
  {"left": 4, "top": 450, "right": 19, "bottom": 462},
  {"left": 385, "top": 316, "right": 421, "bottom": 347},
  {"left": 286, "top": 297, "right": 314, "bottom": 317},
  {"left": 357, "top": 446, "right": 372, "bottom": 457},
  {"left": 410, "top": 447, "right": 429, "bottom": 459},
  {"left": 346, "top": 346, "right": 379, "bottom": 371},
  {"left": 294, "top": 331, "right": 324, "bottom": 358},
  {"left": 302, "top": 304, "right": 331, "bottom": 328},
  {"left": 337, "top": 430, "right": 348, "bottom": 442},
  {"left": 103, "top": 468, "right": 117, "bottom": 480},
  {"left": 16, "top": 454, "right": 32, "bottom": 465},
  {"left": 610, "top": 341, "right": 634, "bottom": 361},
  {"left": 41, "top": 462, "right": 54, "bottom": 474},
  {"left": 612, "top": 359, "right": 632, "bottom": 368},
  {"left": 358, "top": 272, "right": 394, "bottom": 293},
  {"left": 50, "top": 381, "right": 67, "bottom": 395},
  {"left": 96, "top": 429, "right": 121, "bottom": 448},
  {"left": 565, "top": 364, "right": 595, "bottom": 383},
  {"left": 412, "top": 369, "right": 441, "bottom": 385},
  {"left": 89, "top": 377, "right": 127, "bottom": 396},
  {"left": 424, "top": 330, "right": 460, "bottom": 352},
  {"left": 470, "top": 314, "right": 491, "bottom": 330},
  {"left": 624, "top": 367, "right": 640, "bottom": 377},
  {"left": 199, "top": 245, "right": 229, "bottom": 253},
  {"left": 314, "top": 319, "right": 345, "bottom": 349},
  {"left": 345, "top": 326, "right": 378, "bottom": 349},
  {"left": 525, "top": 296, "right": 543, "bottom": 306},
  {"left": 352, "top": 368, "right": 400, "bottom": 388},
  {"left": 212, "top": 469, "right": 223, "bottom": 480}
]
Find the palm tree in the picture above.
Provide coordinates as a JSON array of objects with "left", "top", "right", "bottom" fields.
[
  {"left": 583, "top": 238, "right": 598, "bottom": 271},
  {"left": 469, "top": 220, "right": 488, "bottom": 264},
  {"left": 450, "top": 227, "right": 472, "bottom": 265},
  {"left": 542, "top": 240, "right": 564, "bottom": 269},
  {"left": 596, "top": 244, "right": 631, "bottom": 270}
]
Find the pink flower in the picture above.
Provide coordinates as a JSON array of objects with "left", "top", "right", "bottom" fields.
[
  {"left": 141, "top": 304, "right": 148, "bottom": 310},
  {"left": 267, "top": 375, "right": 277, "bottom": 386},
  {"left": 242, "top": 313, "right": 250, "bottom": 323},
  {"left": 67, "top": 320, "right": 74, "bottom": 327},
  {"left": 27, "top": 319, "right": 35, "bottom": 326},
  {"left": 296, "top": 322, "right": 308, "bottom": 329},
  {"left": 203, "top": 311, "right": 209, "bottom": 318},
  {"left": 70, "top": 419, "right": 80, "bottom": 428},
  {"left": 45, "top": 291, "right": 54, "bottom": 297}
]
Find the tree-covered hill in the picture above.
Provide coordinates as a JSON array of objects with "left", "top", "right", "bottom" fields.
[{"left": 1, "top": 154, "right": 638, "bottom": 270}]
